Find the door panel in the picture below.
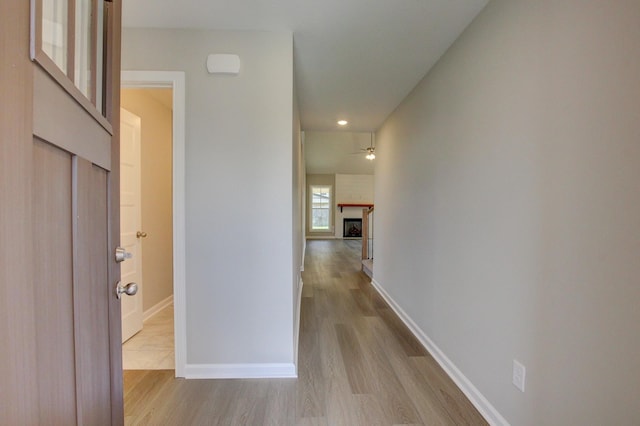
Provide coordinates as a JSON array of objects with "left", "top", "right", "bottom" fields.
[
  {"left": 74, "top": 158, "right": 112, "bottom": 424},
  {"left": 32, "top": 127, "right": 115, "bottom": 425},
  {"left": 120, "top": 108, "right": 144, "bottom": 342},
  {"left": 33, "top": 139, "right": 77, "bottom": 424}
]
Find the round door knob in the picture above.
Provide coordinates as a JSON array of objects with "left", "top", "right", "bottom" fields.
[
  {"left": 116, "top": 281, "right": 138, "bottom": 299},
  {"left": 136, "top": 231, "right": 148, "bottom": 238}
]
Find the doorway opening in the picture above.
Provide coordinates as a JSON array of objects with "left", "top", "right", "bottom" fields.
[
  {"left": 120, "top": 71, "right": 186, "bottom": 377},
  {"left": 120, "top": 88, "right": 174, "bottom": 369}
]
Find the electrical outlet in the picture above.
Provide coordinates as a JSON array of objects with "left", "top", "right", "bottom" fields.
[{"left": 512, "top": 360, "right": 526, "bottom": 392}]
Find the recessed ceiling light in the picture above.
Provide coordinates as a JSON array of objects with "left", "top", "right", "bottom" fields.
[{"left": 337, "top": 120, "right": 348, "bottom": 126}]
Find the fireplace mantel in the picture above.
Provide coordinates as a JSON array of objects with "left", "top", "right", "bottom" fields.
[{"left": 337, "top": 203, "right": 373, "bottom": 212}]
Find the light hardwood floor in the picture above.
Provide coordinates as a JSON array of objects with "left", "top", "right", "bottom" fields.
[{"left": 124, "top": 240, "right": 487, "bottom": 425}]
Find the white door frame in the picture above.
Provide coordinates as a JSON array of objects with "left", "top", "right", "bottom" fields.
[{"left": 121, "top": 70, "right": 187, "bottom": 377}]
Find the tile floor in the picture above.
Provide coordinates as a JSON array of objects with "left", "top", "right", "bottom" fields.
[{"left": 122, "top": 304, "right": 174, "bottom": 370}]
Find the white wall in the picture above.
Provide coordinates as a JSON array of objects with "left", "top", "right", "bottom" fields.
[
  {"left": 122, "top": 29, "right": 295, "bottom": 372},
  {"left": 335, "top": 174, "right": 374, "bottom": 204},
  {"left": 374, "top": 1, "right": 640, "bottom": 424},
  {"left": 292, "top": 77, "right": 304, "bottom": 358}
]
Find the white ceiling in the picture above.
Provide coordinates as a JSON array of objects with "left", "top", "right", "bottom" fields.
[
  {"left": 305, "top": 132, "right": 376, "bottom": 175},
  {"left": 122, "top": 0, "right": 488, "bottom": 132}
]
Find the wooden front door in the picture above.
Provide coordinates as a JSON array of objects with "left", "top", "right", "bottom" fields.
[{"left": 0, "top": 0, "right": 123, "bottom": 424}]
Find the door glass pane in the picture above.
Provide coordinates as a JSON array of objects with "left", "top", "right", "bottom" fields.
[
  {"left": 75, "top": 0, "right": 93, "bottom": 99},
  {"left": 42, "top": 0, "right": 68, "bottom": 73}
]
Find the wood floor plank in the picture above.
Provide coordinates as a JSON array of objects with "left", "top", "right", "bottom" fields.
[
  {"left": 296, "top": 416, "right": 327, "bottom": 426},
  {"left": 351, "top": 317, "right": 422, "bottom": 425},
  {"left": 300, "top": 296, "right": 317, "bottom": 333},
  {"left": 412, "top": 356, "right": 488, "bottom": 426},
  {"left": 335, "top": 323, "right": 375, "bottom": 394},
  {"left": 312, "top": 288, "right": 331, "bottom": 320},
  {"left": 170, "top": 381, "right": 219, "bottom": 425},
  {"left": 342, "top": 272, "right": 362, "bottom": 290},
  {"left": 319, "top": 320, "right": 368, "bottom": 425},
  {"left": 366, "top": 317, "right": 456, "bottom": 425},
  {"left": 123, "top": 370, "right": 151, "bottom": 399},
  {"left": 350, "top": 288, "right": 378, "bottom": 316},
  {"left": 123, "top": 369, "right": 174, "bottom": 421},
  {"left": 324, "top": 378, "right": 362, "bottom": 426},
  {"left": 264, "top": 380, "right": 297, "bottom": 426},
  {"left": 297, "top": 330, "right": 326, "bottom": 418},
  {"left": 352, "top": 394, "right": 390, "bottom": 426},
  {"left": 333, "top": 286, "right": 362, "bottom": 321},
  {"left": 301, "top": 281, "right": 314, "bottom": 298},
  {"left": 318, "top": 318, "right": 349, "bottom": 382},
  {"left": 377, "top": 307, "right": 430, "bottom": 357},
  {"left": 123, "top": 240, "right": 487, "bottom": 425},
  {"left": 224, "top": 380, "right": 270, "bottom": 425}
]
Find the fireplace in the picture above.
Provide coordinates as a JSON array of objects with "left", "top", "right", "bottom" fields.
[{"left": 343, "top": 218, "right": 362, "bottom": 238}]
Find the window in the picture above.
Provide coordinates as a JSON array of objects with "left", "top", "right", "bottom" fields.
[
  {"left": 33, "top": 0, "right": 111, "bottom": 127},
  {"left": 310, "top": 185, "right": 332, "bottom": 232}
]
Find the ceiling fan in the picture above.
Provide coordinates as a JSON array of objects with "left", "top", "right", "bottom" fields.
[
  {"left": 351, "top": 133, "right": 376, "bottom": 160},
  {"left": 364, "top": 146, "right": 376, "bottom": 160}
]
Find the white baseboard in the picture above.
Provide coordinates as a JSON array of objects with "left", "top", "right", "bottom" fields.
[
  {"left": 306, "top": 236, "right": 337, "bottom": 240},
  {"left": 294, "top": 277, "right": 304, "bottom": 370},
  {"left": 371, "top": 279, "right": 509, "bottom": 426},
  {"left": 184, "top": 363, "right": 297, "bottom": 379},
  {"left": 143, "top": 295, "right": 174, "bottom": 322}
]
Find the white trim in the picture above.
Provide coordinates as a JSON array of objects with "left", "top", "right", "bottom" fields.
[
  {"left": 371, "top": 278, "right": 510, "bottom": 426},
  {"left": 294, "top": 277, "right": 304, "bottom": 371},
  {"left": 121, "top": 70, "right": 187, "bottom": 378},
  {"left": 184, "top": 363, "right": 297, "bottom": 379},
  {"left": 305, "top": 236, "right": 338, "bottom": 240},
  {"left": 300, "top": 240, "right": 306, "bottom": 272},
  {"left": 143, "top": 295, "right": 174, "bottom": 322}
]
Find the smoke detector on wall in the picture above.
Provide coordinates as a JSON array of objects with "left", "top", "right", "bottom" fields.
[{"left": 207, "top": 54, "right": 240, "bottom": 75}]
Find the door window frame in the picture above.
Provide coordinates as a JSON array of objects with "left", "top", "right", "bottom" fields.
[{"left": 30, "top": 0, "right": 113, "bottom": 133}]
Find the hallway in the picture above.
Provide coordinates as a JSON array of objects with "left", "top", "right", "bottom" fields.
[{"left": 123, "top": 240, "right": 486, "bottom": 425}]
